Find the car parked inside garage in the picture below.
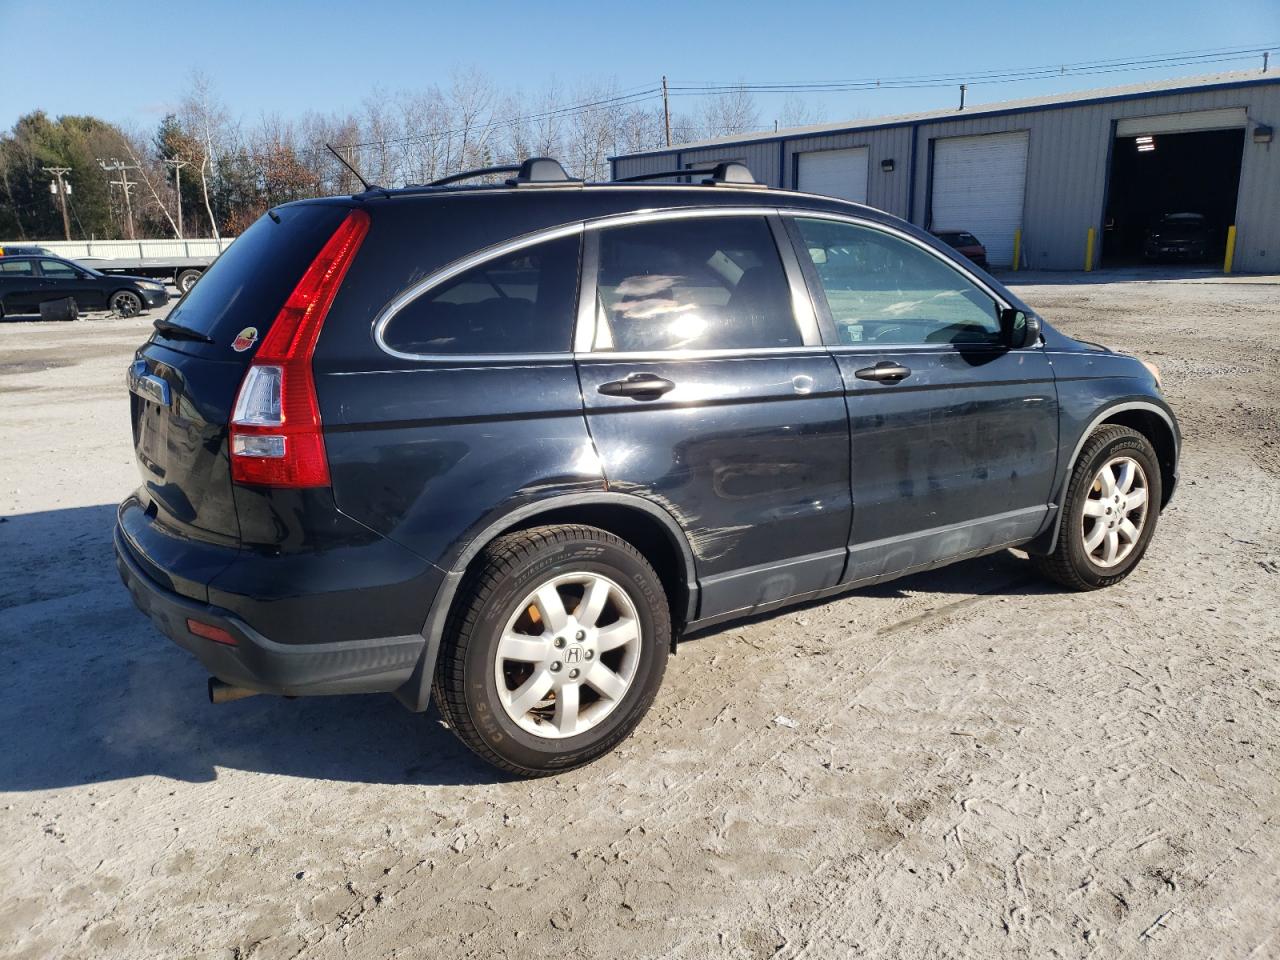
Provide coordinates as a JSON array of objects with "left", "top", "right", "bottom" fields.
[{"left": 931, "top": 230, "right": 989, "bottom": 269}]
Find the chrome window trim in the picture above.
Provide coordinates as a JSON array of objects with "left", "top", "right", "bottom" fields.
[
  {"left": 372, "top": 222, "right": 585, "bottom": 362},
  {"left": 372, "top": 204, "right": 1021, "bottom": 363},
  {"left": 575, "top": 345, "right": 830, "bottom": 362},
  {"left": 581, "top": 205, "right": 783, "bottom": 231}
]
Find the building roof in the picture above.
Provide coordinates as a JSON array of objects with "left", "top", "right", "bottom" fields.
[{"left": 614, "top": 70, "right": 1279, "bottom": 160}]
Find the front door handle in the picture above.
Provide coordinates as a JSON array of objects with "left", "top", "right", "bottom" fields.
[
  {"left": 597, "top": 373, "right": 676, "bottom": 400},
  {"left": 854, "top": 361, "right": 911, "bottom": 383}
]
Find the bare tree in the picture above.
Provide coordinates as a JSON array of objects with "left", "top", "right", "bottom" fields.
[
  {"left": 700, "top": 83, "right": 760, "bottom": 139},
  {"left": 778, "top": 94, "right": 826, "bottom": 130},
  {"left": 398, "top": 87, "right": 453, "bottom": 184},
  {"left": 449, "top": 67, "right": 496, "bottom": 173},
  {"left": 119, "top": 124, "right": 181, "bottom": 238},
  {"left": 360, "top": 88, "right": 400, "bottom": 187},
  {"left": 181, "top": 71, "right": 231, "bottom": 241}
]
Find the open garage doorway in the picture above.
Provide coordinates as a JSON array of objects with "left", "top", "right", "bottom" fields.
[{"left": 1103, "top": 111, "right": 1246, "bottom": 267}]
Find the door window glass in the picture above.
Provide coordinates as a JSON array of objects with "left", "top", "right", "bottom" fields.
[
  {"left": 382, "top": 234, "right": 580, "bottom": 355},
  {"left": 39, "top": 259, "right": 79, "bottom": 278},
  {"left": 795, "top": 218, "right": 1001, "bottom": 346},
  {"left": 0, "top": 259, "right": 35, "bottom": 275},
  {"left": 592, "top": 216, "right": 801, "bottom": 352}
]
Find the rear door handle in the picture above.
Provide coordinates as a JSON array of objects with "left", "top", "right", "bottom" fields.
[
  {"left": 127, "top": 359, "right": 171, "bottom": 406},
  {"left": 854, "top": 361, "right": 911, "bottom": 383},
  {"left": 597, "top": 373, "right": 675, "bottom": 399}
]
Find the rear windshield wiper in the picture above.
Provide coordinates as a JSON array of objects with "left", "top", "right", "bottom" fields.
[{"left": 152, "top": 318, "right": 214, "bottom": 343}]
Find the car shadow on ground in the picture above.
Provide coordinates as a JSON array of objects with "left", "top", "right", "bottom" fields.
[
  {"left": 0, "top": 503, "right": 1062, "bottom": 794},
  {"left": 0, "top": 504, "right": 503, "bottom": 792}
]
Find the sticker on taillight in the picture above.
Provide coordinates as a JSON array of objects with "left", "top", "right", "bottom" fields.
[{"left": 231, "top": 326, "right": 259, "bottom": 352}]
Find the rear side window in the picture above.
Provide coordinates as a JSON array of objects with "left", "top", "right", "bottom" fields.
[
  {"left": 39, "top": 259, "right": 78, "bottom": 278},
  {"left": 590, "top": 217, "right": 800, "bottom": 352},
  {"left": 161, "top": 204, "right": 349, "bottom": 344},
  {"left": 380, "top": 235, "right": 580, "bottom": 356},
  {"left": 0, "top": 259, "right": 34, "bottom": 275}
]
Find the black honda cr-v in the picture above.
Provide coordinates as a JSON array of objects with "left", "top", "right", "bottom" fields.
[{"left": 116, "top": 158, "right": 1178, "bottom": 776}]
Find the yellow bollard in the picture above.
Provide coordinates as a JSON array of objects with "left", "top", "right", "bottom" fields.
[
  {"left": 1084, "top": 227, "right": 1095, "bottom": 272},
  {"left": 1224, "top": 224, "right": 1237, "bottom": 274},
  {"left": 1012, "top": 229, "right": 1022, "bottom": 272}
]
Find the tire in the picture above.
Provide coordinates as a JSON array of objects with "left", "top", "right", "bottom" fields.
[
  {"left": 110, "top": 290, "right": 143, "bottom": 317},
  {"left": 39, "top": 297, "right": 79, "bottom": 322},
  {"left": 433, "top": 524, "right": 670, "bottom": 777},
  {"left": 1033, "top": 425, "right": 1162, "bottom": 590},
  {"left": 176, "top": 269, "right": 201, "bottom": 294}
]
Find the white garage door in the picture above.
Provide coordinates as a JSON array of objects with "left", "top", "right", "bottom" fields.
[
  {"left": 931, "top": 131, "right": 1029, "bottom": 267},
  {"left": 797, "top": 147, "right": 868, "bottom": 204}
]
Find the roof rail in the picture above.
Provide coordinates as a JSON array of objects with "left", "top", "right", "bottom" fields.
[
  {"left": 613, "top": 161, "right": 764, "bottom": 188},
  {"left": 428, "top": 157, "right": 580, "bottom": 188}
]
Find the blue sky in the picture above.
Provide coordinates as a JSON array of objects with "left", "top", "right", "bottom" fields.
[{"left": 3, "top": 0, "right": 1277, "bottom": 134}]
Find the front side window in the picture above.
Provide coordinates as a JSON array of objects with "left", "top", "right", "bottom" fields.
[
  {"left": 39, "top": 259, "right": 79, "bottom": 279},
  {"left": 382, "top": 234, "right": 580, "bottom": 355},
  {"left": 591, "top": 216, "right": 801, "bottom": 353},
  {"left": 795, "top": 218, "right": 1001, "bottom": 346}
]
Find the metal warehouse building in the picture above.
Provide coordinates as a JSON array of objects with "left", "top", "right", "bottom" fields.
[{"left": 610, "top": 72, "right": 1280, "bottom": 273}]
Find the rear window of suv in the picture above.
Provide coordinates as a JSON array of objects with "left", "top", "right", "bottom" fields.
[{"left": 158, "top": 203, "right": 350, "bottom": 348}]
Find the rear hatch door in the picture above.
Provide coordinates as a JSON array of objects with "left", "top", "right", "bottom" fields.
[{"left": 129, "top": 202, "right": 353, "bottom": 543}]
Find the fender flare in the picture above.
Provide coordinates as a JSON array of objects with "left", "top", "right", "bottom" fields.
[
  {"left": 1038, "top": 399, "right": 1180, "bottom": 554},
  {"left": 392, "top": 491, "right": 698, "bottom": 712}
]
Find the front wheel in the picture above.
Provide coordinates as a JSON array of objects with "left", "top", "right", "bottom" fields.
[
  {"left": 1033, "top": 425, "right": 1162, "bottom": 590},
  {"left": 433, "top": 524, "right": 670, "bottom": 777},
  {"left": 110, "top": 290, "right": 143, "bottom": 317}
]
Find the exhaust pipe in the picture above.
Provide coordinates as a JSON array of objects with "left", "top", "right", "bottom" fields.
[{"left": 208, "top": 677, "right": 261, "bottom": 704}]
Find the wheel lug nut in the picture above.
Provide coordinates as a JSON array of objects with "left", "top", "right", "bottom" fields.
[
  {"left": 550, "top": 662, "right": 561, "bottom": 672},
  {"left": 585, "top": 650, "right": 594, "bottom": 660},
  {"left": 568, "top": 668, "right": 580, "bottom": 679},
  {"left": 553, "top": 637, "right": 565, "bottom": 648},
  {"left": 575, "top": 630, "right": 585, "bottom": 641}
]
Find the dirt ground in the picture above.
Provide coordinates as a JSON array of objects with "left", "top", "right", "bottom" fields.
[{"left": 1, "top": 272, "right": 1278, "bottom": 959}]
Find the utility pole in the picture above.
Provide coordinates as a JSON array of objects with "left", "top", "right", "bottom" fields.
[
  {"left": 958, "top": 84, "right": 967, "bottom": 111},
  {"left": 97, "top": 157, "right": 139, "bottom": 239},
  {"left": 43, "top": 166, "right": 73, "bottom": 240},
  {"left": 662, "top": 75, "right": 672, "bottom": 147},
  {"left": 163, "top": 157, "right": 190, "bottom": 238},
  {"left": 1264, "top": 51, "right": 1270, "bottom": 73}
]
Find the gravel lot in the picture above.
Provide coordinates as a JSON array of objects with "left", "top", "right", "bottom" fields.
[{"left": 1, "top": 272, "right": 1278, "bottom": 959}]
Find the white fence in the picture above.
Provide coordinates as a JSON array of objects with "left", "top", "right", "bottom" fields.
[{"left": 0, "top": 238, "right": 235, "bottom": 259}]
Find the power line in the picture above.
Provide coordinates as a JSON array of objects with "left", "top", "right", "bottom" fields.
[
  {"left": 125, "top": 39, "right": 1276, "bottom": 188},
  {"left": 667, "top": 42, "right": 1279, "bottom": 94}
]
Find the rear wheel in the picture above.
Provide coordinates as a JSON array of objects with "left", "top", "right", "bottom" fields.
[
  {"left": 1033, "top": 425, "right": 1162, "bottom": 590},
  {"left": 110, "top": 290, "right": 143, "bottom": 317},
  {"left": 176, "top": 269, "right": 201, "bottom": 294},
  {"left": 433, "top": 524, "right": 670, "bottom": 777}
]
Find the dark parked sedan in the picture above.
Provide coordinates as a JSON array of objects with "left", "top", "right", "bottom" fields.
[
  {"left": 0, "top": 255, "right": 168, "bottom": 318},
  {"left": 116, "top": 158, "right": 1177, "bottom": 777}
]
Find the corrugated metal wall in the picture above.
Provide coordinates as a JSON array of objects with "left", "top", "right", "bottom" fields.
[{"left": 613, "top": 79, "right": 1280, "bottom": 273}]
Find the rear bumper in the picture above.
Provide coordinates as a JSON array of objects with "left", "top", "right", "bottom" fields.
[{"left": 115, "top": 518, "right": 429, "bottom": 698}]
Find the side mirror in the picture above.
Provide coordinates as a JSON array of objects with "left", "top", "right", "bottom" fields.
[{"left": 1002, "top": 307, "right": 1041, "bottom": 348}]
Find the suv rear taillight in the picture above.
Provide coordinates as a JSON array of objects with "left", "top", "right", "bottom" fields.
[{"left": 230, "top": 208, "right": 370, "bottom": 487}]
